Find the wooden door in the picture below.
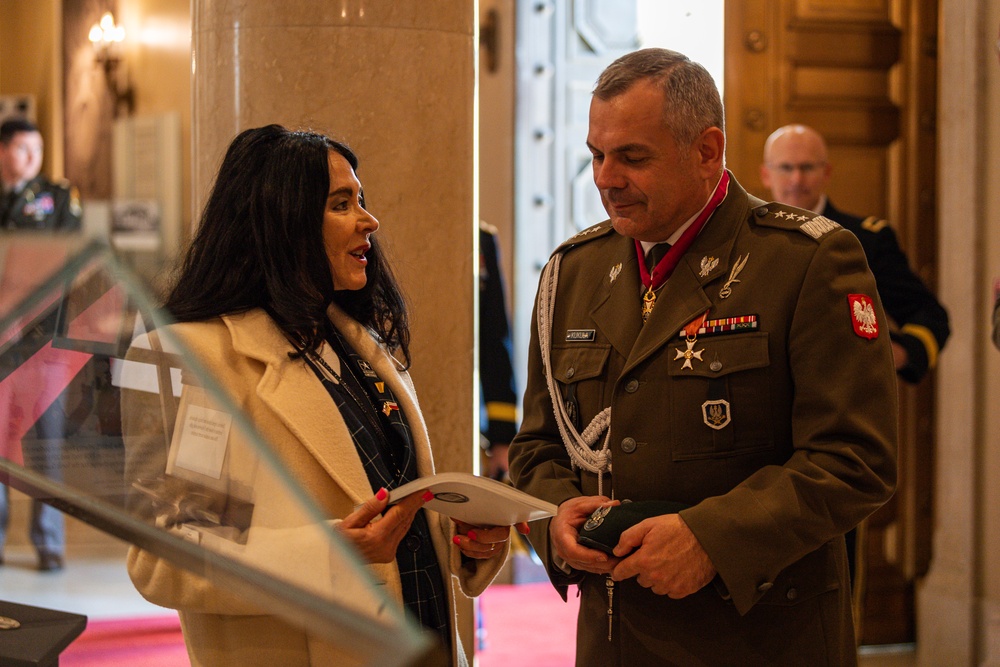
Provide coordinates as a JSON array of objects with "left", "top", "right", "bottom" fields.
[{"left": 724, "top": 0, "right": 940, "bottom": 645}]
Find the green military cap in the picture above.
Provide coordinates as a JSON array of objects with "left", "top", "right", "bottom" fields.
[{"left": 577, "top": 499, "right": 690, "bottom": 555}]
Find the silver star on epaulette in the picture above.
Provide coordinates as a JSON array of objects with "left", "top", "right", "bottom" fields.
[{"left": 573, "top": 225, "right": 602, "bottom": 239}]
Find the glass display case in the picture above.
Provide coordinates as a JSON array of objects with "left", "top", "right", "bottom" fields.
[{"left": 0, "top": 234, "right": 433, "bottom": 666}]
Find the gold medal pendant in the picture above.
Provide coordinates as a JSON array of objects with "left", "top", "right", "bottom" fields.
[{"left": 641, "top": 288, "right": 656, "bottom": 322}]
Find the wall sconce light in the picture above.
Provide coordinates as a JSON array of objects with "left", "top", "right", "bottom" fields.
[{"left": 89, "top": 12, "right": 135, "bottom": 117}]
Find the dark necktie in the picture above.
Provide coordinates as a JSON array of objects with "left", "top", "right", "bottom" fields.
[{"left": 645, "top": 243, "right": 670, "bottom": 273}]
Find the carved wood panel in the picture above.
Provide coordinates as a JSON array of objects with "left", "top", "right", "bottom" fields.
[{"left": 724, "top": 0, "right": 940, "bottom": 646}]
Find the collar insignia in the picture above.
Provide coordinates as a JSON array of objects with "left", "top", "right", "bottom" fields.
[
  {"left": 609, "top": 262, "right": 622, "bottom": 283},
  {"left": 719, "top": 254, "right": 749, "bottom": 299}
]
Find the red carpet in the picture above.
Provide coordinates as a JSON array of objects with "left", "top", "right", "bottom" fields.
[
  {"left": 477, "top": 582, "right": 579, "bottom": 667},
  {"left": 61, "top": 615, "right": 188, "bottom": 667},
  {"left": 57, "top": 583, "right": 577, "bottom": 666}
]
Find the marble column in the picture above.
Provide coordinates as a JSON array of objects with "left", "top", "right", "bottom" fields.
[
  {"left": 191, "top": 0, "right": 478, "bottom": 657},
  {"left": 918, "top": 1, "right": 994, "bottom": 664}
]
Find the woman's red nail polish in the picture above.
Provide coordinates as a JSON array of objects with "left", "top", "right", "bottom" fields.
[
  {"left": 467, "top": 530, "right": 478, "bottom": 541},
  {"left": 376, "top": 488, "right": 388, "bottom": 501},
  {"left": 452, "top": 536, "right": 461, "bottom": 545},
  {"left": 422, "top": 490, "right": 435, "bottom": 502}
]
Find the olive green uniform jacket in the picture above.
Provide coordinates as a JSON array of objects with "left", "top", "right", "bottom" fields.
[
  {"left": 509, "top": 175, "right": 897, "bottom": 666},
  {"left": 122, "top": 306, "right": 505, "bottom": 666}
]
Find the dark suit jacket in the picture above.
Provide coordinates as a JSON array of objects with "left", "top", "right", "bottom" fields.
[
  {"left": 479, "top": 222, "right": 517, "bottom": 449},
  {"left": 822, "top": 200, "right": 949, "bottom": 384},
  {"left": 510, "top": 175, "right": 897, "bottom": 666}
]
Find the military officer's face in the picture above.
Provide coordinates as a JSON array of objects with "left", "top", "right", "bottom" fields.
[
  {"left": 760, "top": 130, "right": 832, "bottom": 212},
  {"left": 0, "top": 130, "right": 43, "bottom": 187},
  {"left": 587, "top": 79, "right": 711, "bottom": 243}
]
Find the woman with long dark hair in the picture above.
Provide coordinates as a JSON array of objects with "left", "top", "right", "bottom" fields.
[{"left": 124, "top": 125, "right": 514, "bottom": 666}]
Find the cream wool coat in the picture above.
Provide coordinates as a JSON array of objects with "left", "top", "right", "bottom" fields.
[{"left": 123, "top": 305, "right": 504, "bottom": 667}]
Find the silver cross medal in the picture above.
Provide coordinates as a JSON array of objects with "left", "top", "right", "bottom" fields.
[{"left": 674, "top": 337, "right": 704, "bottom": 370}]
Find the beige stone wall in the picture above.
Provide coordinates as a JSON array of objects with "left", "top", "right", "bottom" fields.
[
  {"left": 980, "top": 1, "right": 1000, "bottom": 663},
  {"left": 119, "top": 0, "right": 193, "bottom": 249},
  {"left": 0, "top": 0, "right": 63, "bottom": 177},
  {"left": 918, "top": 1, "right": 1000, "bottom": 664}
]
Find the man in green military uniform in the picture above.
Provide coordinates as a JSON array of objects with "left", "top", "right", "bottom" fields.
[
  {"left": 0, "top": 118, "right": 81, "bottom": 231},
  {"left": 509, "top": 48, "right": 897, "bottom": 665},
  {"left": 0, "top": 117, "right": 81, "bottom": 571}
]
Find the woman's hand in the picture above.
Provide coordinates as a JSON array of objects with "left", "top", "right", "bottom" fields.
[
  {"left": 451, "top": 519, "right": 529, "bottom": 559},
  {"left": 338, "top": 488, "right": 431, "bottom": 564}
]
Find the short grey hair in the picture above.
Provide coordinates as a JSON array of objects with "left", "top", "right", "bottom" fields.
[{"left": 593, "top": 48, "right": 725, "bottom": 147}]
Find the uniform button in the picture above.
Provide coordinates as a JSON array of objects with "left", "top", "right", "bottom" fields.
[
  {"left": 786, "top": 587, "right": 798, "bottom": 601},
  {"left": 621, "top": 437, "right": 637, "bottom": 453},
  {"left": 754, "top": 206, "right": 769, "bottom": 217},
  {"left": 710, "top": 360, "right": 722, "bottom": 372},
  {"left": 405, "top": 535, "right": 421, "bottom": 552},
  {"left": 757, "top": 582, "right": 773, "bottom": 593},
  {"left": 566, "top": 367, "right": 576, "bottom": 379},
  {"left": 624, "top": 379, "right": 639, "bottom": 393}
]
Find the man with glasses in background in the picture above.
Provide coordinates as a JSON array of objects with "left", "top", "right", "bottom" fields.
[{"left": 761, "top": 124, "right": 949, "bottom": 386}]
